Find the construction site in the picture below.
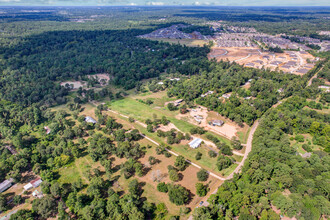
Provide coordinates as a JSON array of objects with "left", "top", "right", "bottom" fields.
[{"left": 140, "top": 23, "right": 324, "bottom": 75}]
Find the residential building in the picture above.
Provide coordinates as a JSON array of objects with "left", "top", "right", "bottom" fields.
[
  {"left": 85, "top": 116, "right": 97, "bottom": 124},
  {"left": 210, "top": 120, "right": 224, "bottom": 126}
]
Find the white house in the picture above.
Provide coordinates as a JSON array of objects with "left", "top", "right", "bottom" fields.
[
  {"left": 85, "top": 116, "right": 97, "bottom": 124},
  {"left": 0, "top": 178, "right": 14, "bottom": 193},
  {"left": 188, "top": 138, "right": 203, "bottom": 149}
]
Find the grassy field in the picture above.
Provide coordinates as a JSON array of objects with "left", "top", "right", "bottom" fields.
[
  {"left": 109, "top": 97, "right": 196, "bottom": 133},
  {"left": 58, "top": 155, "right": 101, "bottom": 185}
]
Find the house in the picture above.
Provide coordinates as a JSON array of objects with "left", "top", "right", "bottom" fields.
[
  {"left": 157, "top": 82, "right": 164, "bottom": 85},
  {"left": 44, "top": 126, "right": 51, "bottom": 134},
  {"left": 24, "top": 178, "right": 43, "bottom": 191},
  {"left": 189, "top": 138, "right": 203, "bottom": 149},
  {"left": 0, "top": 178, "right": 14, "bottom": 193},
  {"left": 221, "top": 94, "right": 231, "bottom": 99},
  {"left": 318, "top": 85, "right": 330, "bottom": 93},
  {"left": 24, "top": 183, "right": 33, "bottom": 191},
  {"left": 31, "top": 178, "right": 42, "bottom": 188},
  {"left": 85, "top": 116, "right": 97, "bottom": 124},
  {"left": 173, "top": 99, "right": 184, "bottom": 107},
  {"left": 201, "top": 91, "right": 214, "bottom": 98},
  {"left": 277, "top": 88, "right": 284, "bottom": 93},
  {"left": 301, "top": 152, "right": 312, "bottom": 158},
  {"left": 32, "top": 190, "right": 41, "bottom": 197},
  {"left": 210, "top": 120, "right": 224, "bottom": 127}
]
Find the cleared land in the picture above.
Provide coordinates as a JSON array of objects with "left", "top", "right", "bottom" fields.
[
  {"left": 209, "top": 47, "right": 316, "bottom": 75},
  {"left": 145, "top": 38, "right": 208, "bottom": 47}
]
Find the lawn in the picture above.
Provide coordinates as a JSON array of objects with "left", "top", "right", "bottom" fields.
[
  {"left": 58, "top": 155, "right": 101, "bottom": 184},
  {"left": 108, "top": 97, "right": 198, "bottom": 133}
]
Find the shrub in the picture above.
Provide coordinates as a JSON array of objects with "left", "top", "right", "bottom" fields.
[
  {"left": 195, "top": 152, "right": 202, "bottom": 160},
  {"left": 197, "top": 169, "right": 209, "bottom": 181},
  {"left": 208, "top": 150, "right": 217, "bottom": 158},
  {"left": 157, "top": 182, "right": 168, "bottom": 193}
]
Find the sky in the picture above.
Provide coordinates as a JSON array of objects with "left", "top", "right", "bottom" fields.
[{"left": 0, "top": 0, "right": 329, "bottom": 6}]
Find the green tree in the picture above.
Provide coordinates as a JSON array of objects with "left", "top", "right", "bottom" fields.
[{"left": 197, "top": 169, "right": 209, "bottom": 181}]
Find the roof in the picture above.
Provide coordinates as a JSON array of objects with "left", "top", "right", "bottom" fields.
[
  {"left": 0, "top": 178, "right": 13, "bottom": 190},
  {"left": 85, "top": 116, "right": 97, "bottom": 124},
  {"left": 188, "top": 138, "right": 203, "bottom": 149},
  {"left": 31, "top": 178, "right": 42, "bottom": 188},
  {"left": 212, "top": 120, "right": 224, "bottom": 124},
  {"left": 24, "top": 183, "right": 33, "bottom": 190}
]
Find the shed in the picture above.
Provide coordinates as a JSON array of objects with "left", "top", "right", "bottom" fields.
[
  {"left": 0, "top": 178, "right": 14, "bottom": 193},
  {"left": 210, "top": 120, "right": 224, "bottom": 127},
  {"left": 188, "top": 138, "right": 203, "bottom": 149},
  {"left": 32, "top": 190, "right": 40, "bottom": 197},
  {"left": 85, "top": 116, "right": 97, "bottom": 124},
  {"left": 24, "top": 183, "right": 33, "bottom": 191}
]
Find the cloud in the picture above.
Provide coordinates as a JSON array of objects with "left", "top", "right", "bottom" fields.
[{"left": 146, "top": 1, "right": 164, "bottom": 5}]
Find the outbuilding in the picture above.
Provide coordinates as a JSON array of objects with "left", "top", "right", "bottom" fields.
[
  {"left": 24, "top": 183, "right": 33, "bottom": 191},
  {"left": 85, "top": 116, "right": 97, "bottom": 124},
  {"left": 188, "top": 138, "right": 203, "bottom": 149},
  {"left": 0, "top": 178, "right": 14, "bottom": 193}
]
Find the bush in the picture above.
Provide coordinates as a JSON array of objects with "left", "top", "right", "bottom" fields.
[
  {"left": 302, "top": 144, "right": 312, "bottom": 152},
  {"left": 168, "top": 103, "right": 178, "bottom": 111},
  {"left": 295, "top": 135, "right": 305, "bottom": 142},
  {"left": 169, "top": 169, "right": 180, "bottom": 182},
  {"left": 195, "top": 152, "right": 202, "bottom": 160},
  {"left": 208, "top": 150, "right": 217, "bottom": 158},
  {"left": 164, "top": 152, "right": 171, "bottom": 158},
  {"left": 197, "top": 169, "right": 209, "bottom": 181},
  {"left": 157, "top": 182, "right": 168, "bottom": 193},
  {"left": 174, "top": 156, "right": 187, "bottom": 171}
]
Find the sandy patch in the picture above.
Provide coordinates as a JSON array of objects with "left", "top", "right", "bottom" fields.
[
  {"left": 176, "top": 106, "right": 239, "bottom": 139},
  {"left": 208, "top": 47, "right": 315, "bottom": 75},
  {"left": 60, "top": 81, "right": 85, "bottom": 90},
  {"left": 87, "top": 73, "right": 110, "bottom": 85}
]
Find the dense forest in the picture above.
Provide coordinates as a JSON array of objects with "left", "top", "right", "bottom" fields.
[{"left": 0, "top": 28, "right": 209, "bottom": 106}]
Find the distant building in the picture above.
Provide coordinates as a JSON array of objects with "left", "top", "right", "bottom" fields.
[
  {"left": 221, "top": 94, "right": 231, "bottom": 99},
  {"left": 44, "top": 126, "right": 51, "bottom": 134},
  {"left": 31, "top": 178, "right": 42, "bottom": 188},
  {"left": 173, "top": 99, "right": 184, "bottom": 107},
  {"left": 24, "top": 178, "right": 43, "bottom": 191},
  {"left": 210, "top": 120, "right": 224, "bottom": 127},
  {"left": 201, "top": 91, "right": 214, "bottom": 98},
  {"left": 319, "top": 85, "right": 330, "bottom": 93},
  {"left": 85, "top": 116, "right": 97, "bottom": 124},
  {"left": 0, "top": 178, "right": 14, "bottom": 193},
  {"left": 301, "top": 152, "right": 312, "bottom": 158},
  {"left": 277, "top": 88, "right": 284, "bottom": 93},
  {"left": 189, "top": 138, "right": 203, "bottom": 149},
  {"left": 32, "top": 190, "right": 41, "bottom": 197},
  {"left": 23, "top": 183, "right": 33, "bottom": 191}
]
